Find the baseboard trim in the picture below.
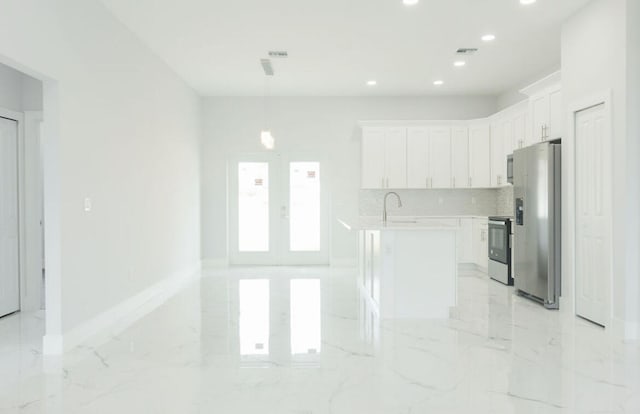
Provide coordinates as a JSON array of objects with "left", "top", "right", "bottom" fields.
[
  {"left": 330, "top": 258, "right": 357, "bottom": 267},
  {"left": 202, "top": 258, "right": 229, "bottom": 268},
  {"left": 43, "top": 263, "right": 201, "bottom": 355}
]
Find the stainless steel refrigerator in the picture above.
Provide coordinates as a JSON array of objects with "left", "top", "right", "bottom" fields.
[{"left": 513, "top": 142, "right": 561, "bottom": 309}]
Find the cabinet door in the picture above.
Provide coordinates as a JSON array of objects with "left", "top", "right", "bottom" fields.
[
  {"left": 469, "top": 125, "right": 491, "bottom": 188},
  {"left": 490, "top": 122, "right": 504, "bottom": 187},
  {"left": 458, "top": 218, "right": 474, "bottom": 263},
  {"left": 472, "top": 218, "right": 489, "bottom": 269},
  {"left": 406, "top": 127, "right": 429, "bottom": 189},
  {"left": 513, "top": 111, "right": 528, "bottom": 149},
  {"left": 531, "top": 94, "right": 550, "bottom": 143},
  {"left": 361, "top": 127, "right": 386, "bottom": 188},
  {"left": 451, "top": 127, "right": 469, "bottom": 189},
  {"left": 384, "top": 127, "right": 407, "bottom": 188},
  {"left": 548, "top": 88, "right": 563, "bottom": 140},
  {"left": 479, "top": 223, "right": 489, "bottom": 269},
  {"left": 429, "top": 127, "right": 452, "bottom": 188}
]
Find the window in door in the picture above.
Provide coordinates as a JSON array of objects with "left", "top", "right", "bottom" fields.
[{"left": 238, "top": 162, "right": 269, "bottom": 252}]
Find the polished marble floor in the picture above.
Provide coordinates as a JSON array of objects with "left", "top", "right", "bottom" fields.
[{"left": 1, "top": 267, "right": 639, "bottom": 413}]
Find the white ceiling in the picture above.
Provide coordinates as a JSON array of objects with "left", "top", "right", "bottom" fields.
[{"left": 100, "top": 0, "right": 590, "bottom": 97}]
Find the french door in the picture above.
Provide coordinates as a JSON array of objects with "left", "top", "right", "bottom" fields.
[{"left": 229, "top": 153, "right": 328, "bottom": 265}]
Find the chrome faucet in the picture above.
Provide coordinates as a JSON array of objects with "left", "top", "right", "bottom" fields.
[{"left": 383, "top": 192, "right": 402, "bottom": 224}]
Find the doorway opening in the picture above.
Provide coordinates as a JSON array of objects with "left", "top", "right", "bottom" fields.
[{"left": 0, "top": 62, "right": 49, "bottom": 332}]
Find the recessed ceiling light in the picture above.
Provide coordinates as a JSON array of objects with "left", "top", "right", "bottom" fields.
[
  {"left": 403, "top": 0, "right": 419, "bottom": 5},
  {"left": 520, "top": 0, "right": 536, "bottom": 4},
  {"left": 367, "top": 80, "right": 377, "bottom": 86},
  {"left": 481, "top": 34, "right": 496, "bottom": 42},
  {"left": 433, "top": 80, "right": 444, "bottom": 86},
  {"left": 454, "top": 61, "right": 466, "bottom": 67}
]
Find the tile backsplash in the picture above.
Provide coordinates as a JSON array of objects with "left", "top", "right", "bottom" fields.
[
  {"left": 496, "top": 186, "right": 515, "bottom": 217},
  {"left": 359, "top": 188, "right": 510, "bottom": 217}
]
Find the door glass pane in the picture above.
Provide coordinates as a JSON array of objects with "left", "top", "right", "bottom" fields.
[
  {"left": 239, "top": 279, "right": 269, "bottom": 356},
  {"left": 238, "top": 162, "right": 269, "bottom": 252},
  {"left": 290, "top": 279, "right": 321, "bottom": 355},
  {"left": 289, "top": 162, "right": 320, "bottom": 251}
]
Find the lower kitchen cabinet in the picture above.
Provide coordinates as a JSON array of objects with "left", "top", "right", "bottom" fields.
[{"left": 472, "top": 217, "right": 489, "bottom": 270}]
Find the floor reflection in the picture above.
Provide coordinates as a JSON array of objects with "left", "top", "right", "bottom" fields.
[{"left": 239, "top": 279, "right": 270, "bottom": 357}]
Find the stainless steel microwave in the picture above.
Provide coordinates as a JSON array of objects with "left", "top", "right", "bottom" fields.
[{"left": 507, "top": 154, "right": 514, "bottom": 184}]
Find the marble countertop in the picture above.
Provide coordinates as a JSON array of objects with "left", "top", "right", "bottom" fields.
[{"left": 337, "top": 216, "right": 474, "bottom": 231}]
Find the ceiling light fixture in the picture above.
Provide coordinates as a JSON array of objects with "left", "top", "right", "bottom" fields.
[
  {"left": 367, "top": 80, "right": 377, "bottom": 86},
  {"left": 481, "top": 34, "right": 496, "bottom": 42},
  {"left": 260, "top": 130, "right": 275, "bottom": 150},
  {"left": 433, "top": 80, "right": 444, "bottom": 86},
  {"left": 454, "top": 61, "right": 466, "bottom": 67},
  {"left": 520, "top": 0, "right": 537, "bottom": 4},
  {"left": 403, "top": 0, "right": 419, "bottom": 5}
]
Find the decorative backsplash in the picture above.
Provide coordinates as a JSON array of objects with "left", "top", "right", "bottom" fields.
[
  {"left": 496, "top": 186, "right": 515, "bottom": 217},
  {"left": 359, "top": 188, "right": 510, "bottom": 217}
]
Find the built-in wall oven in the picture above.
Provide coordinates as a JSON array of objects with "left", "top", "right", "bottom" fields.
[{"left": 488, "top": 216, "right": 513, "bottom": 286}]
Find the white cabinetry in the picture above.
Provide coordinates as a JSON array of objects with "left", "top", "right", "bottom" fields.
[
  {"left": 406, "top": 127, "right": 429, "bottom": 189},
  {"left": 406, "top": 127, "right": 452, "bottom": 189},
  {"left": 472, "top": 217, "right": 489, "bottom": 269},
  {"left": 522, "top": 72, "right": 563, "bottom": 143},
  {"left": 513, "top": 108, "right": 529, "bottom": 149},
  {"left": 457, "top": 218, "right": 474, "bottom": 263},
  {"left": 451, "top": 127, "right": 469, "bottom": 189},
  {"left": 429, "top": 127, "right": 452, "bottom": 188},
  {"left": 362, "top": 127, "right": 407, "bottom": 189},
  {"left": 469, "top": 124, "right": 491, "bottom": 188}
]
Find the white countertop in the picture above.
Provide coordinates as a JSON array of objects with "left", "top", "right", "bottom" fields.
[{"left": 337, "top": 216, "right": 477, "bottom": 231}]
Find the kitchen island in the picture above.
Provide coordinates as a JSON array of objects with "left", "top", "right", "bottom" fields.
[{"left": 339, "top": 217, "right": 458, "bottom": 319}]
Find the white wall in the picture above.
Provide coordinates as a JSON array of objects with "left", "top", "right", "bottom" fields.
[
  {"left": 201, "top": 96, "right": 497, "bottom": 264},
  {"left": 0, "top": 0, "right": 202, "bottom": 346},
  {"left": 561, "top": 0, "right": 635, "bottom": 330},
  {"left": 0, "top": 63, "right": 42, "bottom": 112}
]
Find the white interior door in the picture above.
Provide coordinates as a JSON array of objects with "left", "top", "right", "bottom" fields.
[
  {"left": 575, "top": 103, "right": 611, "bottom": 326},
  {"left": 229, "top": 153, "right": 328, "bottom": 265},
  {"left": 0, "top": 117, "right": 20, "bottom": 318}
]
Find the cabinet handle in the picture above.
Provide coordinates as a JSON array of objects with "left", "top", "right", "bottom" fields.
[
  {"left": 453, "top": 177, "right": 456, "bottom": 188},
  {"left": 469, "top": 177, "right": 472, "bottom": 187},
  {"left": 386, "top": 177, "right": 389, "bottom": 188}
]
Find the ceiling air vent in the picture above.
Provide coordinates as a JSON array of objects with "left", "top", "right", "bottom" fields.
[
  {"left": 261, "top": 59, "right": 274, "bottom": 76},
  {"left": 456, "top": 48, "right": 478, "bottom": 55},
  {"left": 268, "top": 51, "right": 288, "bottom": 58}
]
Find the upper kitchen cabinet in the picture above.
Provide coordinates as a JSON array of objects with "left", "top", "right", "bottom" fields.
[
  {"left": 428, "top": 127, "right": 452, "bottom": 188},
  {"left": 451, "top": 127, "right": 469, "bottom": 189},
  {"left": 521, "top": 71, "right": 563, "bottom": 143},
  {"left": 469, "top": 123, "right": 491, "bottom": 188},
  {"left": 361, "top": 127, "right": 407, "bottom": 189},
  {"left": 406, "top": 127, "right": 429, "bottom": 189},
  {"left": 407, "top": 126, "right": 452, "bottom": 189}
]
